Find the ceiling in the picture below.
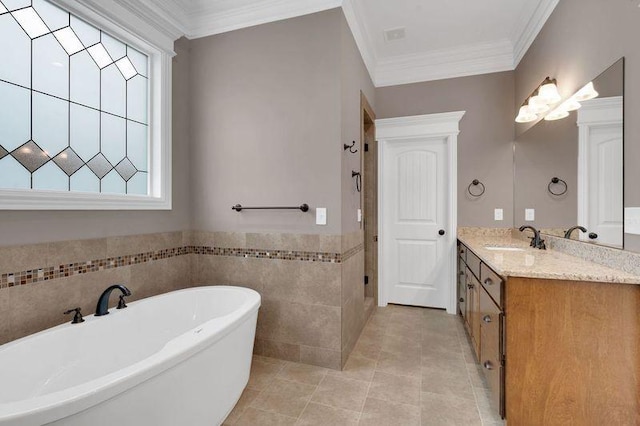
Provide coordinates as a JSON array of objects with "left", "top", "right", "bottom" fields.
[{"left": 137, "top": 0, "right": 559, "bottom": 87}]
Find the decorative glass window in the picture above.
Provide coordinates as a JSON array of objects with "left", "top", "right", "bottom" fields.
[{"left": 0, "top": 0, "right": 172, "bottom": 210}]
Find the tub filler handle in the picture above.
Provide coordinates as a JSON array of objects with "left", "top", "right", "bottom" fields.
[
  {"left": 64, "top": 307, "right": 85, "bottom": 324},
  {"left": 117, "top": 295, "right": 128, "bottom": 309}
]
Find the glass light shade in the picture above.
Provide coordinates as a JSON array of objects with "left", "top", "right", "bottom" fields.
[
  {"left": 515, "top": 105, "right": 538, "bottom": 123},
  {"left": 528, "top": 96, "right": 550, "bottom": 114},
  {"left": 561, "top": 98, "right": 582, "bottom": 112},
  {"left": 574, "top": 82, "right": 599, "bottom": 101},
  {"left": 544, "top": 106, "right": 570, "bottom": 121},
  {"left": 538, "top": 82, "right": 562, "bottom": 104}
]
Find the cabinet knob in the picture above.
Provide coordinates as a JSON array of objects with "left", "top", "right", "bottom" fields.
[
  {"left": 482, "top": 315, "right": 492, "bottom": 323},
  {"left": 459, "top": 271, "right": 465, "bottom": 276},
  {"left": 484, "top": 278, "right": 493, "bottom": 286},
  {"left": 459, "top": 298, "right": 464, "bottom": 303},
  {"left": 483, "top": 361, "right": 494, "bottom": 370},
  {"left": 467, "top": 283, "right": 474, "bottom": 289}
]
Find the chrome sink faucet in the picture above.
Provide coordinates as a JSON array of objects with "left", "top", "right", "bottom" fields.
[
  {"left": 564, "top": 226, "right": 587, "bottom": 239},
  {"left": 519, "top": 225, "right": 546, "bottom": 250},
  {"left": 95, "top": 284, "right": 132, "bottom": 316}
]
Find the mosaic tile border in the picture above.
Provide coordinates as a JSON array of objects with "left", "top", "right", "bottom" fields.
[
  {"left": 0, "top": 245, "right": 348, "bottom": 289},
  {"left": 0, "top": 247, "right": 190, "bottom": 289},
  {"left": 191, "top": 246, "right": 341, "bottom": 263}
]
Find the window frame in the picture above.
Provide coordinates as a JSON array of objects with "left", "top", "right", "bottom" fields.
[{"left": 0, "top": 0, "right": 173, "bottom": 210}]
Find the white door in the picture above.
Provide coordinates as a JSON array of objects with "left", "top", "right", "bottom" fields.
[
  {"left": 578, "top": 97, "right": 623, "bottom": 247},
  {"left": 382, "top": 137, "right": 449, "bottom": 308}
]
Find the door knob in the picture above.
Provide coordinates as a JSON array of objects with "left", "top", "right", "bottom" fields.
[{"left": 438, "top": 229, "right": 445, "bottom": 236}]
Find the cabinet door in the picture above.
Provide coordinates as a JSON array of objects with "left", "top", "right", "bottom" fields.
[
  {"left": 458, "top": 257, "right": 467, "bottom": 317},
  {"left": 480, "top": 287, "right": 504, "bottom": 418},
  {"left": 466, "top": 269, "right": 481, "bottom": 358}
]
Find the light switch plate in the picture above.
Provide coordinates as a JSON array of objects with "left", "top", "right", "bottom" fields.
[
  {"left": 525, "top": 209, "right": 535, "bottom": 221},
  {"left": 357, "top": 209, "right": 362, "bottom": 223},
  {"left": 316, "top": 208, "right": 327, "bottom": 226},
  {"left": 494, "top": 208, "right": 504, "bottom": 221},
  {"left": 625, "top": 207, "right": 640, "bottom": 235}
]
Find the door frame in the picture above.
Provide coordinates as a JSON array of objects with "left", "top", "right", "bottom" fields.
[
  {"left": 361, "top": 92, "right": 378, "bottom": 304},
  {"left": 577, "top": 96, "right": 623, "bottom": 243},
  {"left": 376, "top": 111, "right": 465, "bottom": 314}
]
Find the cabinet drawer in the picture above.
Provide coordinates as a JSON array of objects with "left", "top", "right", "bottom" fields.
[
  {"left": 481, "top": 263, "right": 503, "bottom": 308},
  {"left": 480, "top": 287, "right": 504, "bottom": 418},
  {"left": 466, "top": 250, "right": 481, "bottom": 280}
]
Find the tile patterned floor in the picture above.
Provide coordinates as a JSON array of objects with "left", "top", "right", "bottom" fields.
[{"left": 224, "top": 305, "right": 505, "bottom": 426}]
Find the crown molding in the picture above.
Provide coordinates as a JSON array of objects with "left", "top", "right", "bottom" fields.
[
  {"left": 374, "top": 40, "right": 515, "bottom": 87},
  {"left": 341, "top": 0, "right": 376, "bottom": 84},
  {"left": 186, "top": 0, "right": 342, "bottom": 39},
  {"left": 512, "top": 0, "right": 560, "bottom": 67},
  {"left": 56, "top": 0, "right": 558, "bottom": 86},
  {"left": 52, "top": 0, "right": 185, "bottom": 53}
]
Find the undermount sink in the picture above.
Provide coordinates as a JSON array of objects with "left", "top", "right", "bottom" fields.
[{"left": 484, "top": 246, "right": 526, "bottom": 252}]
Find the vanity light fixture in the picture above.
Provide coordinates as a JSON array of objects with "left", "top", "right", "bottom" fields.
[
  {"left": 515, "top": 77, "right": 561, "bottom": 123},
  {"left": 528, "top": 96, "right": 550, "bottom": 114},
  {"left": 537, "top": 79, "right": 562, "bottom": 104},
  {"left": 515, "top": 105, "right": 538, "bottom": 123}
]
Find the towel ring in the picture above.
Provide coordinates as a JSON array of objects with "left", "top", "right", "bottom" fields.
[
  {"left": 548, "top": 177, "right": 567, "bottom": 196},
  {"left": 468, "top": 179, "right": 485, "bottom": 197}
]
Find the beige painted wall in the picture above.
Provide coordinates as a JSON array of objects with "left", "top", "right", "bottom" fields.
[
  {"left": 0, "top": 40, "right": 192, "bottom": 247},
  {"left": 375, "top": 72, "right": 515, "bottom": 228},
  {"left": 188, "top": 9, "right": 344, "bottom": 235},
  {"left": 514, "top": 0, "right": 640, "bottom": 251},
  {"left": 514, "top": 115, "right": 577, "bottom": 228},
  {"left": 340, "top": 14, "right": 375, "bottom": 235}
]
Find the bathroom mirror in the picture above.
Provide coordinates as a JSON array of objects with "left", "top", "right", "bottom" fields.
[{"left": 514, "top": 58, "right": 624, "bottom": 249}]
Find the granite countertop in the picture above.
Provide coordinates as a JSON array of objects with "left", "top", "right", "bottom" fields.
[{"left": 458, "top": 234, "right": 640, "bottom": 285}]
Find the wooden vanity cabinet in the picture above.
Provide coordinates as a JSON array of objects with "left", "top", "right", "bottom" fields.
[
  {"left": 458, "top": 239, "right": 640, "bottom": 424},
  {"left": 457, "top": 241, "right": 505, "bottom": 418}
]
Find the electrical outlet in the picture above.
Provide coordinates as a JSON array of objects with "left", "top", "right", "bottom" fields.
[
  {"left": 494, "top": 209, "right": 504, "bottom": 221},
  {"left": 316, "top": 208, "right": 327, "bottom": 225},
  {"left": 525, "top": 209, "right": 535, "bottom": 221}
]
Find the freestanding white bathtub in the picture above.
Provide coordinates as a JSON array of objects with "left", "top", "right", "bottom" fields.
[{"left": 0, "top": 286, "right": 260, "bottom": 426}]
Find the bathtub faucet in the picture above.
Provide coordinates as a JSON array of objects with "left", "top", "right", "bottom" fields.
[{"left": 95, "top": 284, "right": 132, "bottom": 316}]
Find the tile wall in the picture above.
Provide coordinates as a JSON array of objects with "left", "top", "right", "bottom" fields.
[
  {"left": 0, "top": 229, "right": 369, "bottom": 370},
  {"left": 0, "top": 231, "right": 192, "bottom": 345}
]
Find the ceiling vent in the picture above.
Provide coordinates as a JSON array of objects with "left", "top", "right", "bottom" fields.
[{"left": 384, "top": 27, "right": 406, "bottom": 42}]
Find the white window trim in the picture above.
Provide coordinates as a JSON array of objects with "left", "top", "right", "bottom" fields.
[{"left": 0, "top": 0, "right": 175, "bottom": 210}]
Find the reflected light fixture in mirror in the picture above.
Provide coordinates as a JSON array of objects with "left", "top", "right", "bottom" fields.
[
  {"left": 574, "top": 81, "right": 599, "bottom": 101},
  {"left": 515, "top": 77, "right": 561, "bottom": 123},
  {"left": 545, "top": 81, "right": 600, "bottom": 121}
]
